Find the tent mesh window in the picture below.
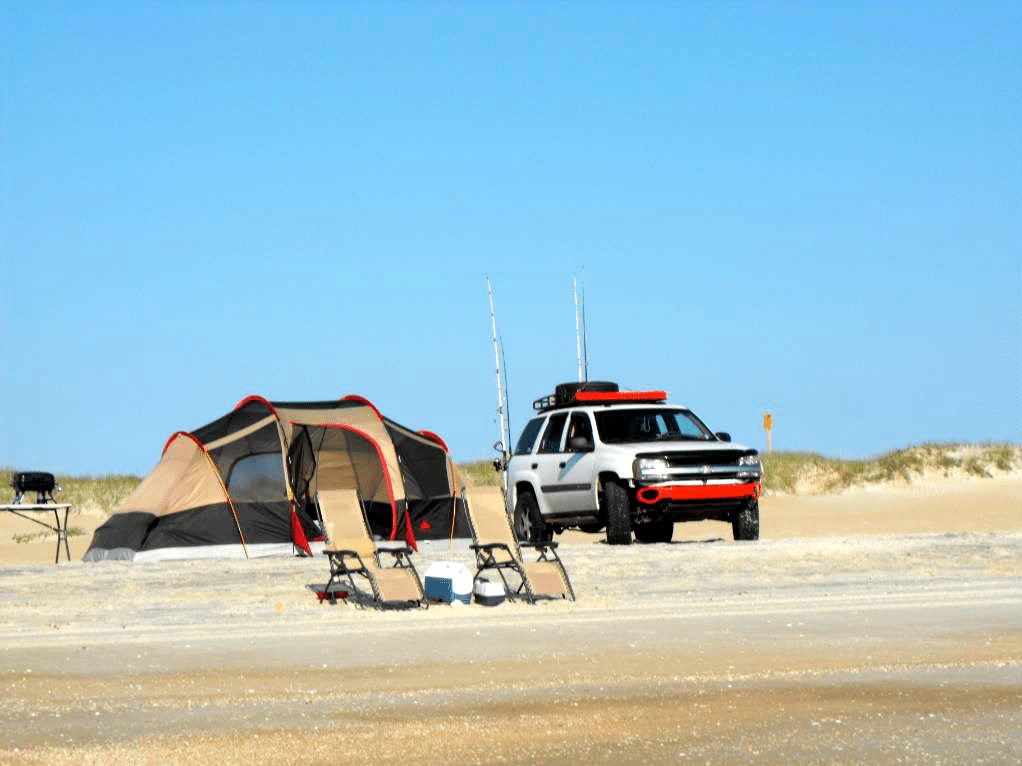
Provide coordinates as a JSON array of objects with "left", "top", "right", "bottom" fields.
[
  {"left": 192, "top": 401, "right": 313, "bottom": 544},
  {"left": 211, "top": 421, "right": 287, "bottom": 501},
  {"left": 290, "top": 425, "right": 395, "bottom": 539},
  {"left": 384, "top": 420, "right": 452, "bottom": 500},
  {"left": 383, "top": 420, "right": 471, "bottom": 539}
]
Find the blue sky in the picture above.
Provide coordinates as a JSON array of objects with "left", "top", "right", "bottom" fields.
[{"left": 2, "top": 2, "right": 1019, "bottom": 476}]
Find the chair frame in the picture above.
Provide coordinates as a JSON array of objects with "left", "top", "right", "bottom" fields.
[
  {"left": 319, "top": 489, "right": 426, "bottom": 609},
  {"left": 464, "top": 487, "right": 575, "bottom": 603},
  {"left": 323, "top": 544, "right": 426, "bottom": 608},
  {"left": 470, "top": 538, "right": 576, "bottom": 603}
]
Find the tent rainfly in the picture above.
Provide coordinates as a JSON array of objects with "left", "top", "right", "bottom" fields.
[{"left": 84, "top": 395, "right": 471, "bottom": 562}]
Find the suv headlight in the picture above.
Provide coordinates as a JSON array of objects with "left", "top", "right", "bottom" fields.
[
  {"left": 738, "top": 454, "right": 761, "bottom": 472},
  {"left": 633, "top": 457, "right": 670, "bottom": 481}
]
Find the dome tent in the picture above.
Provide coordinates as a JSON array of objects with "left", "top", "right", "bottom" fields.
[{"left": 84, "top": 395, "right": 470, "bottom": 562}]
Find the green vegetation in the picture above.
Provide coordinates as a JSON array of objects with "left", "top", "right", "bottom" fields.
[
  {"left": 760, "top": 448, "right": 931, "bottom": 493},
  {"left": 12, "top": 526, "right": 85, "bottom": 545},
  {"left": 991, "top": 446, "right": 1014, "bottom": 472},
  {"left": 964, "top": 458, "right": 991, "bottom": 478},
  {"left": 1, "top": 469, "right": 141, "bottom": 515},
  {"left": 458, "top": 460, "right": 503, "bottom": 488},
  {"left": 761, "top": 443, "right": 1020, "bottom": 494}
]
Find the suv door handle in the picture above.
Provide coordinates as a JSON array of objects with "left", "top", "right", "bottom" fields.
[
  {"left": 531, "top": 463, "right": 538, "bottom": 469},
  {"left": 558, "top": 461, "right": 566, "bottom": 468}
]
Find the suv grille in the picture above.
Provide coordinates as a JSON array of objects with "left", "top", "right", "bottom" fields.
[
  {"left": 662, "top": 450, "right": 747, "bottom": 467},
  {"left": 634, "top": 449, "right": 758, "bottom": 484}
]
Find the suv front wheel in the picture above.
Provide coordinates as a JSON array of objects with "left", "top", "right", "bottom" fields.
[
  {"left": 732, "top": 500, "right": 760, "bottom": 541},
  {"left": 603, "top": 480, "right": 632, "bottom": 545},
  {"left": 513, "top": 491, "right": 551, "bottom": 543}
]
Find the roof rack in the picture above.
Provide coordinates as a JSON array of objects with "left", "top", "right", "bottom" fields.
[{"left": 532, "top": 394, "right": 559, "bottom": 412}]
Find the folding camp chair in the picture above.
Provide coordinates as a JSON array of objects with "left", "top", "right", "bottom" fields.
[
  {"left": 462, "top": 486, "right": 575, "bottom": 603},
  {"left": 319, "top": 489, "right": 426, "bottom": 609}
]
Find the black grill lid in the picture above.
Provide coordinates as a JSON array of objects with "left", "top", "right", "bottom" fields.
[{"left": 11, "top": 472, "right": 56, "bottom": 493}]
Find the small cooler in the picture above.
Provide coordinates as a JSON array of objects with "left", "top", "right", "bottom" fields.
[
  {"left": 423, "top": 561, "right": 472, "bottom": 604},
  {"left": 473, "top": 576, "right": 506, "bottom": 607}
]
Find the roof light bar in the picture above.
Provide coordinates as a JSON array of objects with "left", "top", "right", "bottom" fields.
[
  {"left": 533, "top": 388, "right": 669, "bottom": 411},
  {"left": 574, "top": 390, "right": 668, "bottom": 403}
]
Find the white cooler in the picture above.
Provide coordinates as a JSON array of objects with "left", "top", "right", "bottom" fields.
[
  {"left": 473, "top": 576, "right": 506, "bottom": 607},
  {"left": 423, "top": 561, "right": 472, "bottom": 604}
]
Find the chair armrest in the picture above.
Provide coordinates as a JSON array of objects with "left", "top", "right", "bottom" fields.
[
  {"left": 377, "top": 542, "right": 414, "bottom": 555},
  {"left": 379, "top": 545, "right": 416, "bottom": 569},
  {"left": 325, "top": 549, "right": 368, "bottom": 572},
  {"left": 519, "top": 541, "right": 558, "bottom": 551},
  {"left": 471, "top": 542, "right": 515, "bottom": 555},
  {"left": 325, "top": 547, "right": 362, "bottom": 557}
]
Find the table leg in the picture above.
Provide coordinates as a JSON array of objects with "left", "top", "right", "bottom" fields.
[
  {"left": 53, "top": 509, "right": 60, "bottom": 564},
  {"left": 62, "top": 507, "right": 71, "bottom": 562},
  {"left": 52, "top": 507, "right": 71, "bottom": 563}
]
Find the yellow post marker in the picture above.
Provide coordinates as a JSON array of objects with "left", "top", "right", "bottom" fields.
[{"left": 763, "top": 412, "right": 773, "bottom": 454}]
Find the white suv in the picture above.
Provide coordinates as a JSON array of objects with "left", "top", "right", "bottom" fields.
[{"left": 505, "top": 382, "right": 761, "bottom": 545}]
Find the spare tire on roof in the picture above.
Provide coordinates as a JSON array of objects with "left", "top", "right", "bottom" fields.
[{"left": 554, "top": 381, "right": 619, "bottom": 404}]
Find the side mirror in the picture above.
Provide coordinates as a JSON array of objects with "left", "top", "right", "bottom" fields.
[
  {"left": 568, "top": 436, "right": 594, "bottom": 452},
  {"left": 715, "top": 431, "right": 732, "bottom": 442}
]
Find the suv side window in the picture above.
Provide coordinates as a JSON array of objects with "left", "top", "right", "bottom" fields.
[
  {"left": 514, "top": 417, "right": 545, "bottom": 455},
  {"left": 566, "top": 412, "right": 594, "bottom": 450},
  {"left": 538, "top": 413, "right": 568, "bottom": 454}
]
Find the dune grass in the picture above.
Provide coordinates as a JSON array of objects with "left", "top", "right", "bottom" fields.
[
  {"left": 460, "top": 443, "right": 1022, "bottom": 496},
  {"left": 761, "top": 443, "right": 1020, "bottom": 494},
  {"left": 1, "top": 469, "right": 141, "bottom": 515},
  {"left": 457, "top": 460, "right": 503, "bottom": 488}
]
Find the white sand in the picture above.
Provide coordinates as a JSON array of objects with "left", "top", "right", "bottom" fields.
[{"left": 0, "top": 475, "right": 1020, "bottom": 765}]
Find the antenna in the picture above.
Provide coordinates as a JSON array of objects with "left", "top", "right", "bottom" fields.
[
  {"left": 580, "top": 273, "right": 589, "bottom": 381},
  {"left": 573, "top": 278, "right": 583, "bottom": 382},
  {"left": 486, "top": 278, "right": 510, "bottom": 486}
]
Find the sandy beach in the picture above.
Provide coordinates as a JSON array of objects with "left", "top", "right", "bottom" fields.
[{"left": 1, "top": 476, "right": 1020, "bottom": 765}]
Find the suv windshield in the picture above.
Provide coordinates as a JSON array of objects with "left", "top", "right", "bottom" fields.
[{"left": 594, "top": 407, "right": 713, "bottom": 444}]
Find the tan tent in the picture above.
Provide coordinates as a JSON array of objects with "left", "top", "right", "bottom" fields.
[{"left": 84, "top": 395, "right": 469, "bottom": 562}]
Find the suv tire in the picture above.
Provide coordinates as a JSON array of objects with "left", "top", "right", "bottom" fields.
[
  {"left": 732, "top": 500, "right": 760, "bottom": 541},
  {"left": 603, "top": 480, "right": 632, "bottom": 545},
  {"left": 513, "top": 491, "right": 551, "bottom": 543},
  {"left": 634, "top": 518, "right": 674, "bottom": 543},
  {"left": 555, "top": 381, "right": 619, "bottom": 402}
]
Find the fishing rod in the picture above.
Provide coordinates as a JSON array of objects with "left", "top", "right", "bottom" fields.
[
  {"left": 499, "top": 328, "right": 511, "bottom": 458},
  {"left": 486, "top": 278, "right": 510, "bottom": 487}
]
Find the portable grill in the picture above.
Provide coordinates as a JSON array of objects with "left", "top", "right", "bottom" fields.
[{"left": 11, "top": 471, "right": 61, "bottom": 504}]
